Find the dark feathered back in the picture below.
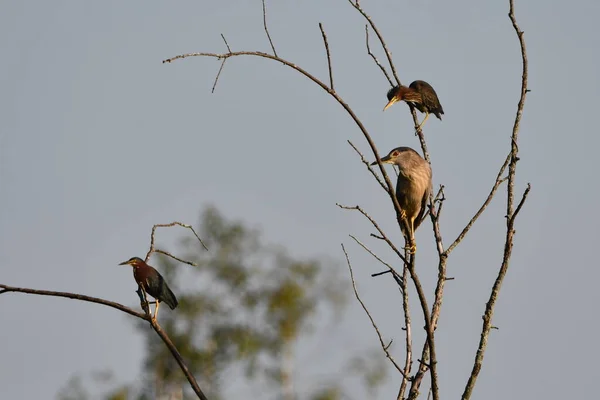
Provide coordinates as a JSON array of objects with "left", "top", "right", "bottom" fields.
[
  {"left": 409, "top": 80, "right": 444, "bottom": 119},
  {"left": 142, "top": 268, "right": 179, "bottom": 310}
]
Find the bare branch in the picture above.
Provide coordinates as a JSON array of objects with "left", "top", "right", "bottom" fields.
[
  {"left": 210, "top": 34, "right": 233, "bottom": 93},
  {"left": 365, "top": 25, "right": 393, "bottom": 86},
  {"left": 405, "top": 252, "right": 439, "bottom": 400},
  {"left": 211, "top": 60, "right": 227, "bottom": 94},
  {"left": 318, "top": 23, "right": 334, "bottom": 91},
  {"left": 347, "top": 140, "right": 387, "bottom": 193},
  {"left": 151, "top": 319, "right": 209, "bottom": 400},
  {"left": 341, "top": 244, "right": 405, "bottom": 376},
  {"left": 348, "top": 234, "right": 400, "bottom": 277},
  {"left": 336, "top": 203, "right": 406, "bottom": 264},
  {"left": 461, "top": 1, "right": 530, "bottom": 398},
  {"left": 163, "top": 50, "right": 407, "bottom": 224},
  {"left": 261, "top": 0, "right": 277, "bottom": 56},
  {"left": 510, "top": 183, "right": 531, "bottom": 225},
  {"left": 145, "top": 221, "right": 208, "bottom": 263},
  {"left": 445, "top": 154, "right": 511, "bottom": 255},
  {"left": 0, "top": 284, "right": 210, "bottom": 400},
  {"left": 153, "top": 249, "right": 198, "bottom": 267},
  {"left": 397, "top": 262, "right": 412, "bottom": 400},
  {"left": 220, "top": 33, "right": 232, "bottom": 53},
  {"left": 0, "top": 284, "right": 148, "bottom": 319},
  {"left": 347, "top": 0, "right": 400, "bottom": 85}
]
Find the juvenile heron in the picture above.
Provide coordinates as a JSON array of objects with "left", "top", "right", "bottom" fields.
[
  {"left": 383, "top": 80, "right": 444, "bottom": 129},
  {"left": 119, "top": 257, "right": 178, "bottom": 321},
  {"left": 371, "top": 147, "right": 432, "bottom": 253}
]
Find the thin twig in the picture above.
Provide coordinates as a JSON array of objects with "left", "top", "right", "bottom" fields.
[
  {"left": 319, "top": 23, "right": 334, "bottom": 91},
  {"left": 211, "top": 60, "right": 227, "bottom": 93},
  {"left": 397, "top": 261, "right": 412, "bottom": 400},
  {"left": 461, "top": 1, "right": 530, "bottom": 398},
  {"left": 348, "top": 234, "right": 401, "bottom": 277},
  {"left": 347, "top": 140, "right": 387, "bottom": 193},
  {"left": 164, "top": 50, "right": 405, "bottom": 223},
  {"left": 510, "top": 183, "right": 531, "bottom": 225},
  {"left": 145, "top": 221, "right": 208, "bottom": 263},
  {"left": 445, "top": 154, "right": 511, "bottom": 255},
  {"left": 336, "top": 204, "right": 406, "bottom": 264},
  {"left": 347, "top": 0, "right": 400, "bottom": 85},
  {"left": 261, "top": 0, "right": 277, "bottom": 56},
  {"left": 365, "top": 25, "right": 393, "bottom": 86},
  {"left": 221, "top": 33, "right": 232, "bottom": 53},
  {"left": 211, "top": 34, "right": 232, "bottom": 93},
  {"left": 341, "top": 244, "right": 405, "bottom": 376}
]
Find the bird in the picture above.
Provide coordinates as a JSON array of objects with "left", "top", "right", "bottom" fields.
[
  {"left": 119, "top": 257, "right": 178, "bottom": 321},
  {"left": 371, "top": 146, "right": 432, "bottom": 253},
  {"left": 383, "top": 80, "right": 444, "bottom": 130}
]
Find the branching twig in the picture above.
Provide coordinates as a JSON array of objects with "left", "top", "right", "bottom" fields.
[
  {"left": 365, "top": 25, "right": 393, "bottom": 86},
  {"left": 145, "top": 221, "right": 208, "bottom": 264},
  {"left": 461, "top": 1, "right": 530, "bottom": 398},
  {"left": 341, "top": 244, "right": 405, "bottom": 376},
  {"left": 261, "top": 0, "right": 277, "bottom": 56},
  {"left": 211, "top": 34, "right": 233, "bottom": 93},
  {"left": 336, "top": 203, "right": 406, "bottom": 264},
  {"left": 445, "top": 154, "right": 511, "bottom": 255},
  {"left": 0, "top": 284, "right": 209, "bottom": 400},
  {"left": 347, "top": 0, "right": 400, "bottom": 85},
  {"left": 164, "top": 50, "right": 409, "bottom": 226},
  {"left": 348, "top": 234, "right": 400, "bottom": 277},
  {"left": 347, "top": 140, "right": 387, "bottom": 193},
  {"left": 319, "top": 23, "right": 334, "bottom": 91}
]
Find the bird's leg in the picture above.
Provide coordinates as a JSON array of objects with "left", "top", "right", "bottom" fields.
[
  {"left": 403, "top": 219, "right": 417, "bottom": 254},
  {"left": 417, "top": 112, "right": 430, "bottom": 130},
  {"left": 399, "top": 208, "right": 407, "bottom": 221},
  {"left": 153, "top": 300, "right": 161, "bottom": 322}
]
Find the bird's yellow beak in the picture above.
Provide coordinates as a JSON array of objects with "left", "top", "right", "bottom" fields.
[
  {"left": 118, "top": 260, "right": 131, "bottom": 266},
  {"left": 370, "top": 155, "right": 393, "bottom": 166},
  {"left": 383, "top": 98, "right": 398, "bottom": 111}
]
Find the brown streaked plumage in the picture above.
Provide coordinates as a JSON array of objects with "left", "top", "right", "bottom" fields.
[
  {"left": 119, "top": 257, "right": 178, "bottom": 321},
  {"left": 371, "top": 146, "right": 432, "bottom": 253},
  {"left": 383, "top": 80, "right": 444, "bottom": 129}
]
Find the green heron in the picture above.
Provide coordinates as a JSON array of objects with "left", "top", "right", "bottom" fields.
[
  {"left": 119, "top": 257, "right": 178, "bottom": 321},
  {"left": 383, "top": 80, "right": 444, "bottom": 129},
  {"left": 371, "top": 147, "right": 432, "bottom": 253}
]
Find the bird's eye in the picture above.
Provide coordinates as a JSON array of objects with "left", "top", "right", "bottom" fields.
[{"left": 393, "top": 152, "right": 399, "bottom": 157}]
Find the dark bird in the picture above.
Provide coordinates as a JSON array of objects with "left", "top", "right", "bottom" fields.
[
  {"left": 119, "top": 257, "right": 178, "bottom": 321},
  {"left": 383, "top": 80, "right": 444, "bottom": 130},
  {"left": 371, "top": 147, "right": 432, "bottom": 253}
]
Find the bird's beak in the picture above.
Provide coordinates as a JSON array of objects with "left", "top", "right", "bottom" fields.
[
  {"left": 383, "top": 98, "right": 398, "bottom": 111},
  {"left": 118, "top": 260, "right": 131, "bottom": 266},
  {"left": 370, "top": 155, "right": 392, "bottom": 166}
]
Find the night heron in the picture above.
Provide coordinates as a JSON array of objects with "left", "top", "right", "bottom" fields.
[
  {"left": 119, "top": 257, "right": 178, "bottom": 321},
  {"left": 383, "top": 80, "right": 444, "bottom": 129},
  {"left": 371, "top": 147, "right": 432, "bottom": 253}
]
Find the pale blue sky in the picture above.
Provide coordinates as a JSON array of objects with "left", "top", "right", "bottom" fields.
[{"left": 1, "top": 0, "right": 598, "bottom": 399}]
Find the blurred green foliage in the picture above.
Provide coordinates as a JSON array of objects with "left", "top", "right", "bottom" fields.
[{"left": 57, "top": 205, "right": 387, "bottom": 400}]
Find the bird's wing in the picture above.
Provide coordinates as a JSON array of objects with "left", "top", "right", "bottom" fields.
[{"left": 414, "top": 179, "right": 432, "bottom": 231}]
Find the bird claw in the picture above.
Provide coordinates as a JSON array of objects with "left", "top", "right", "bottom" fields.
[
  {"left": 399, "top": 209, "right": 407, "bottom": 220},
  {"left": 404, "top": 242, "right": 417, "bottom": 255}
]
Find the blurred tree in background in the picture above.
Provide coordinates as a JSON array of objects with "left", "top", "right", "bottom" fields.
[{"left": 57, "top": 205, "right": 387, "bottom": 400}]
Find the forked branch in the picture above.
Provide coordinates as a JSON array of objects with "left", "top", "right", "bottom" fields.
[{"left": 461, "top": 1, "right": 531, "bottom": 398}]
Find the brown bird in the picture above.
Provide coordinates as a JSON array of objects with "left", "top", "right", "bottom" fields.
[
  {"left": 119, "top": 257, "right": 178, "bottom": 321},
  {"left": 371, "top": 146, "right": 432, "bottom": 253},
  {"left": 383, "top": 80, "right": 444, "bottom": 130}
]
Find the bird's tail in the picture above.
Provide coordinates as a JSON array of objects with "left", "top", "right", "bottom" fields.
[{"left": 162, "top": 285, "right": 179, "bottom": 310}]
